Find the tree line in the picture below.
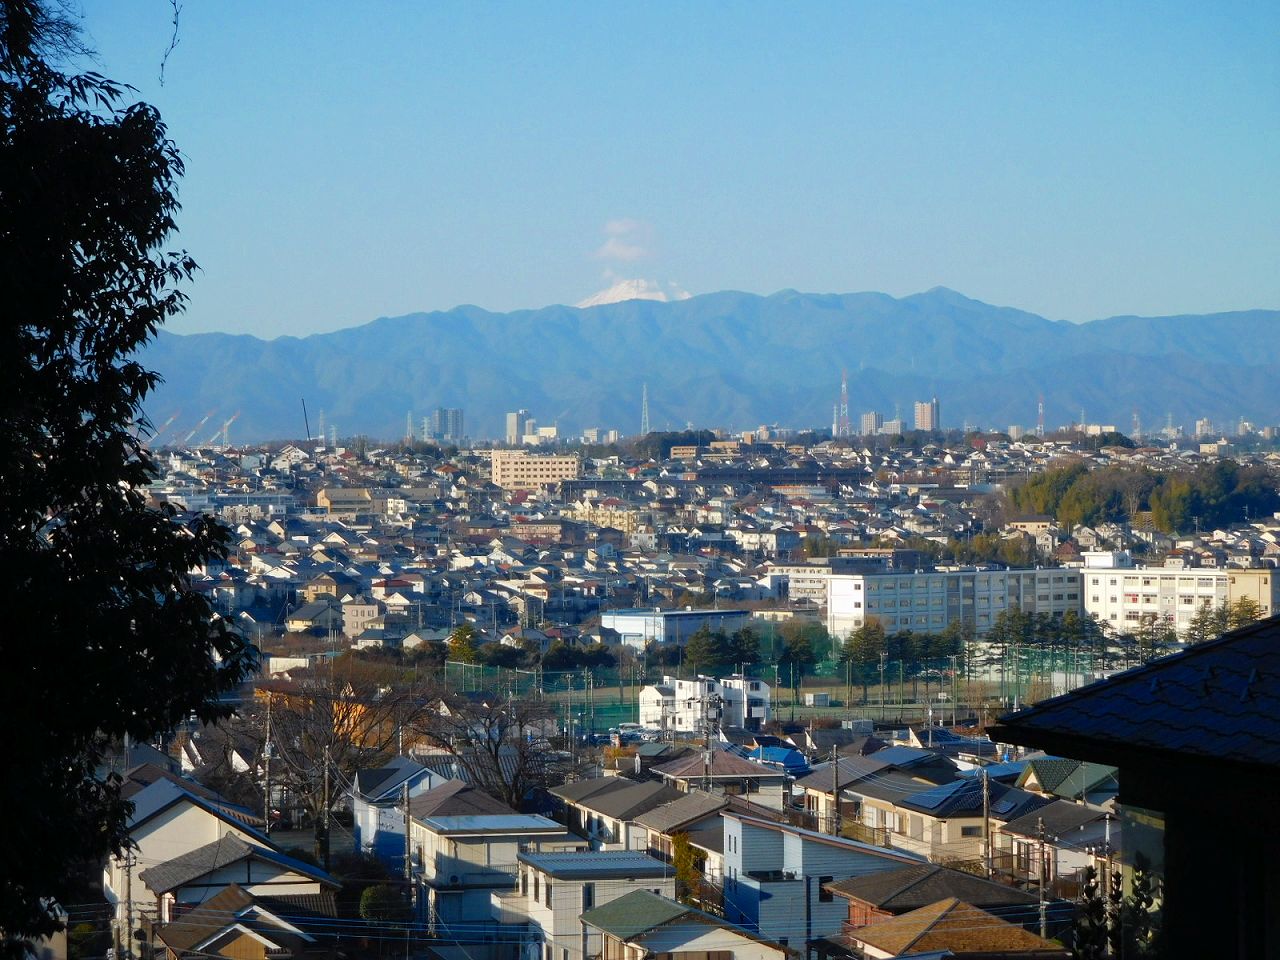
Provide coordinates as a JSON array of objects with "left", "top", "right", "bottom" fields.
[{"left": 1007, "top": 460, "right": 1280, "bottom": 533}]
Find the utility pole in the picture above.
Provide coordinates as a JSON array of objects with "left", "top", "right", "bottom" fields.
[
  {"left": 879, "top": 652, "right": 887, "bottom": 721},
  {"left": 830, "top": 746, "right": 841, "bottom": 836},
  {"left": 263, "top": 693, "right": 273, "bottom": 835},
  {"left": 403, "top": 777, "right": 413, "bottom": 922},
  {"left": 123, "top": 849, "right": 134, "bottom": 960},
  {"left": 1037, "top": 816, "right": 1048, "bottom": 938},
  {"left": 322, "top": 744, "right": 331, "bottom": 872},
  {"left": 982, "top": 768, "right": 992, "bottom": 878}
]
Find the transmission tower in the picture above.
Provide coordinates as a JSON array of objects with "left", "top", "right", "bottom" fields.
[
  {"left": 837, "top": 369, "right": 851, "bottom": 437},
  {"left": 640, "top": 383, "right": 650, "bottom": 436}
]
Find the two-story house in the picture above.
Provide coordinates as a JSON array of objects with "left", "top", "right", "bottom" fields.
[
  {"left": 721, "top": 814, "right": 921, "bottom": 959},
  {"left": 351, "top": 755, "right": 443, "bottom": 867},
  {"left": 510, "top": 851, "right": 676, "bottom": 960},
  {"left": 551, "top": 778, "right": 681, "bottom": 851},
  {"left": 408, "top": 781, "right": 577, "bottom": 935}
]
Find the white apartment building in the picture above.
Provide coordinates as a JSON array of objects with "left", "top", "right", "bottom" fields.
[
  {"left": 825, "top": 567, "right": 1084, "bottom": 638},
  {"left": 1080, "top": 551, "right": 1278, "bottom": 635},
  {"left": 639, "top": 675, "right": 772, "bottom": 733}
]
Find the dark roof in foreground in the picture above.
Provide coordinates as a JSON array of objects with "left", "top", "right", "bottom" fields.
[
  {"left": 848, "top": 898, "right": 1068, "bottom": 957},
  {"left": 990, "top": 617, "right": 1280, "bottom": 779},
  {"left": 824, "top": 863, "right": 1038, "bottom": 912},
  {"left": 579, "top": 889, "right": 692, "bottom": 940}
]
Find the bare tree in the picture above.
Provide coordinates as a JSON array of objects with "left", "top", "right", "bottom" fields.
[
  {"left": 262, "top": 657, "right": 428, "bottom": 866},
  {"left": 411, "top": 689, "right": 558, "bottom": 811}
]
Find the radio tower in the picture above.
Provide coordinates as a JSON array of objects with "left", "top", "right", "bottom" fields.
[
  {"left": 1037, "top": 394, "right": 1045, "bottom": 438},
  {"left": 837, "top": 369, "right": 851, "bottom": 437},
  {"left": 640, "top": 384, "right": 650, "bottom": 436},
  {"left": 1132, "top": 408, "right": 1142, "bottom": 443},
  {"left": 405, "top": 410, "right": 414, "bottom": 443}
]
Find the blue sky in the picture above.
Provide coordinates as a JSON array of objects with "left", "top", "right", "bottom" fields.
[{"left": 79, "top": 2, "right": 1279, "bottom": 337}]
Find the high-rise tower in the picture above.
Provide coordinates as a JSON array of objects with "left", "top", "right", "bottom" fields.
[{"left": 640, "top": 384, "right": 650, "bottom": 436}]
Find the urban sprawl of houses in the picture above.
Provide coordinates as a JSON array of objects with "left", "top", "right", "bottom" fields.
[{"left": 83, "top": 415, "right": 1280, "bottom": 960}]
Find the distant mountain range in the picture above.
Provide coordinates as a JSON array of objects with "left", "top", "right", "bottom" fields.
[{"left": 139, "top": 287, "right": 1280, "bottom": 443}]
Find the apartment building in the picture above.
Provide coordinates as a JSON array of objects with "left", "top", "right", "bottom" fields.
[
  {"left": 638, "top": 674, "right": 773, "bottom": 733},
  {"left": 913, "top": 397, "right": 940, "bottom": 432},
  {"left": 1080, "top": 551, "right": 1278, "bottom": 635},
  {"left": 490, "top": 449, "right": 581, "bottom": 490},
  {"left": 826, "top": 567, "right": 1083, "bottom": 638}
]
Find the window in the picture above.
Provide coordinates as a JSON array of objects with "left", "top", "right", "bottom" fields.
[
  {"left": 521, "top": 871, "right": 528, "bottom": 897},
  {"left": 583, "top": 883, "right": 594, "bottom": 910},
  {"left": 818, "top": 876, "right": 834, "bottom": 902},
  {"left": 545, "top": 882, "right": 552, "bottom": 908},
  {"left": 533, "top": 875, "right": 540, "bottom": 901},
  {"left": 961, "top": 825, "right": 983, "bottom": 837}
]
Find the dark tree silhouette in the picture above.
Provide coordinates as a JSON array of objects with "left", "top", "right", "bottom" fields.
[{"left": 0, "top": 1, "right": 255, "bottom": 946}]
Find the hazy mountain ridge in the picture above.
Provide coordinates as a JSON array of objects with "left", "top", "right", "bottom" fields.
[{"left": 140, "top": 288, "right": 1280, "bottom": 442}]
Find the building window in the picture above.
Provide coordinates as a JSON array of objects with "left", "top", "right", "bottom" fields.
[
  {"left": 818, "top": 876, "right": 834, "bottom": 902},
  {"left": 533, "top": 875, "right": 539, "bottom": 901},
  {"left": 545, "top": 882, "right": 552, "bottom": 908},
  {"left": 583, "top": 883, "right": 594, "bottom": 910}
]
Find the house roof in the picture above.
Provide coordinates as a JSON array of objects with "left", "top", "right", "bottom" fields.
[
  {"left": 353, "top": 755, "right": 429, "bottom": 802},
  {"left": 651, "top": 749, "right": 786, "bottom": 781},
  {"left": 125, "top": 779, "right": 270, "bottom": 844},
  {"left": 139, "top": 835, "right": 337, "bottom": 895},
  {"left": 824, "top": 864, "right": 1038, "bottom": 912},
  {"left": 407, "top": 779, "right": 516, "bottom": 819},
  {"left": 847, "top": 898, "right": 1067, "bottom": 956},
  {"left": 416, "top": 814, "right": 563, "bottom": 836},
  {"left": 1000, "top": 799, "right": 1110, "bottom": 841},
  {"left": 578, "top": 889, "right": 691, "bottom": 940},
  {"left": 519, "top": 850, "right": 673, "bottom": 880},
  {"left": 550, "top": 777, "right": 633, "bottom": 804},
  {"left": 576, "top": 781, "right": 682, "bottom": 821},
  {"left": 634, "top": 790, "right": 729, "bottom": 834},
  {"left": 990, "top": 617, "right": 1280, "bottom": 778}
]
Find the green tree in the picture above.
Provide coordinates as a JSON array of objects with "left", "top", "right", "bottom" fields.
[
  {"left": 682, "top": 626, "right": 730, "bottom": 674},
  {"left": 728, "top": 626, "right": 762, "bottom": 666},
  {"left": 1072, "top": 865, "right": 1109, "bottom": 960},
  {"left": 842, "top": 621, "right": 886, "bottom": 701},
  {"left": 671, "top": 831, "right": 705, "bottom": 906},
  {"left": 1227, "top": 596, "right": 1263, "bottom": 630},
  {"left": 0, "top": 3, "right": 256, "bottom": 945},
  {"left": 359, "top": 884, "right": 411, "bottom": 924},
  {"left": 448, "top": 622, "right": 479, "bottom": 663}
]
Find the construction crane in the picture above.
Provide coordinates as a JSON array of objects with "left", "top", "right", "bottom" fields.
[
  {"left": 144, "top": 412, "right": 180, "bottom": 447},
  {"left": 181, "top": 411, "right": 216, "bottom": 446},
  {"left": 208, "top": 411, "right": 240, "bottom": 448}
]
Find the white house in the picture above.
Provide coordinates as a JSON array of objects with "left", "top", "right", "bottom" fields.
[{"left": 505, "top": 852, "right": 677, "bottom": 960}]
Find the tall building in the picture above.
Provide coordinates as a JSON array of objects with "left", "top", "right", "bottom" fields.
[
  {"left": 913, "top": 396, "right": 940, "bottom": 432},
  {"left": 860, "top": 411, "right": 883, "bottom": 436},
  {"left": 505, "top": 409, "right": 529, "bottom": 445},
  {"left": 431, "top": 407, "right": 464, "bottom": 442}
]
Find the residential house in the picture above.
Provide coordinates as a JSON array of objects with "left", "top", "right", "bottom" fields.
[
  {"left": 103, "top": 779, "right": 270, "bottom": 927},
  {"left": 823, "top": 862, "right": 1039, "bottom": 929},
  {"left": 721, "top": 814, "right": 921, "bottom": 958},
  {"left": 508, "top": 851, "right": 676, "bottom": 960},
  {"left": 888, "top": 777, "right": 1050, "bottom": 863},
  {"left": 408, "top": 783, "right": 577, "bottom": 935},
  {"left": 550, "top": 778, "right": 681, "bottom": 851},
  {"left": 1015, "top": 757, "right": 1119, "bottom": 807},
  {"left": 650, "top": 750, "right": 789, "bottom": 809},
  {"left": 582, "top": 890, "right": 791, "bottom": 960},
  {"left": 992, "top": 800, "right": 1119, "bottom": 898},
  {"left": 153, "top": 883, "right": 339, "bottom": 960},
  {"left": 844, "top": 898, "right": 1069, "bottom": 959},
  {"left": 350, "top": 755, "right": 442, "bottom": 867},
  {"left": 138, "top": 835, "right": 339, "bottom": 923}
]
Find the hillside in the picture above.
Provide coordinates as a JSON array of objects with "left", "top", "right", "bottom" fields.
[{"left": 139, "top": 288, "right": 1280, "bottom": 442}]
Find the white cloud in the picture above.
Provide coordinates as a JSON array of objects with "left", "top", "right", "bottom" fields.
[{"left": 591, "top": 218, "right": 653, "bottom": 262}]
